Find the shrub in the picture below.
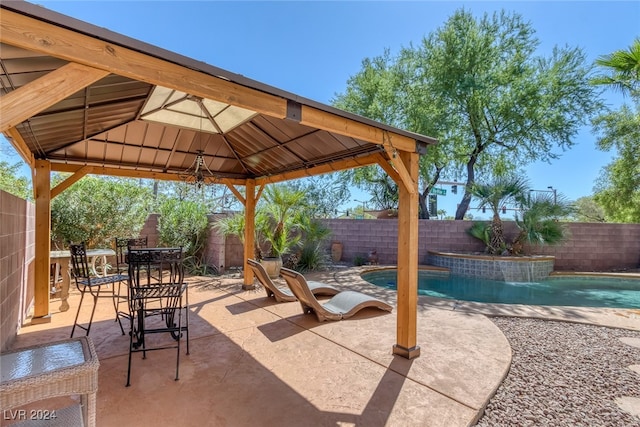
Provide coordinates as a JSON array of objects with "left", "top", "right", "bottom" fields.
[
  {"left": 51, "top": 175, "right": 152, "bottom": 249},
  {"left": 156, "top": 197, "right": 212, "bottom": 275}
]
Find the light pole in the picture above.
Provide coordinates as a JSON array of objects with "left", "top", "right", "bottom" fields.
[
  {"left": 354, "top": 199, "right": 367, "bottom": 219},
  {"left": 547, "top": 186, "right": 557, "bottom": 205}
]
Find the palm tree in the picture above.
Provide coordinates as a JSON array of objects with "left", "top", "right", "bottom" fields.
[
  {"left": 259, "top": 184, "right": 307, "bottom": 258},
  {"left": 469, "top": 176, "right": 529, "bottom": 255},
  {"left": 592, "top": 38, "right": 640, "bottom": 97},
  {"left": 511, "top": 192, "right": 573, "bottom": 255},
  {"left": 213, "top": 184, "right": 307, "bottom": 258}
]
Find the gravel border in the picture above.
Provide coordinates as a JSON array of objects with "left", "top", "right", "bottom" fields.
[{"left": 474, "top": 317, "right": 640, "bottom": 427}]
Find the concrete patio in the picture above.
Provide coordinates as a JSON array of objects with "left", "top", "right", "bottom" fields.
[{"left": 7, "top": 266, "right": 640, "bottom": 426}]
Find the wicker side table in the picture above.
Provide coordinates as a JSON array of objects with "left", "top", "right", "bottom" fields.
[{"left": 0, "top": 336, "right": 99, "bottom": 427}]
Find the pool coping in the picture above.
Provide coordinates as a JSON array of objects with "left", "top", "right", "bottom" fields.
[{"left": 352, "top": 265, "right": 640, "bottom": 332}]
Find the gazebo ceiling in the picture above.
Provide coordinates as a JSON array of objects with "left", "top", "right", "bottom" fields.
[
  {"left": 1, "top": 1, "right": 430, "bottom": 358},
  {"left": 0, "top": 1, "right": 437, "bottom": 185}
]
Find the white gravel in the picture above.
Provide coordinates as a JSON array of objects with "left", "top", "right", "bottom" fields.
[{"left": 474, "top": 317, "right": 640, "bottom": 427}]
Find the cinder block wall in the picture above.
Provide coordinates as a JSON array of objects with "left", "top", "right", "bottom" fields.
[
  {"left": 143, "top": 213, "right": 245, "bottom": 273},
  {"left": 3, "top": 197, "right": 640, "bottom": 352},
  {"left": 517, "top": 222, "right": 640, "bottom": 271},
  {"left": 0, "top": 191, "right": 35, "bottom": 351},
  {"left": 138, "top": 213, "right": 160, "bottom": 248},
  {"left": 141, "top": 217, "right": 640, "bottom": 272}
]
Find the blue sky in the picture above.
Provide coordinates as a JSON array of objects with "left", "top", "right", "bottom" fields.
[{"left": 2, "top": 1, "right": 639, "bottom": 218}]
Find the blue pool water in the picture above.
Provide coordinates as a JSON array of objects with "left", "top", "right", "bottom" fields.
[{"left": 361, "top": 270, "right": 640, "bottom": 308}]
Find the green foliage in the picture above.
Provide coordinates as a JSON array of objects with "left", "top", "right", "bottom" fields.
[
  {"left": 469, "top": 175, "right": 530, "bottom": 254},
  {"left": 353, "top": 255, "right": 366, "bottom": 267},
  {"left": 156, "top": 197, "right": 211, "bottom": 274},
  {"left": 342, "top": 167, "right": 398, "bottom": 211},
  {"left": 591, "top": 38, "right": 640, "bottom": 97},
  {"left": 466, "top": 222, "right": 491, "bottom": 249},
  {"left": 294, "top": 215, "right": 332, "bottom": 272},
  {"left": 570, "top": 196, "right": 606, "bottom": 223},
  {"left": 287, "top": 175, "right": 351, "bottom": 217},
  {"left": 213, "top": 184, "right": 333, "bottom": 272},
  {"left": 51, "top": 175, "right": 152, "bottom": 249},
  {"left": 333, "top": 8, "right": 603, "bottom": 220},
  {"left": 591, "top": 39, "right": 640, "bottom": 223},
  {"left": 214, "top": 184, "right": 308, "bottom": 259},
  {"left": 296, "top": 243, "right": 330, "bottom": 272},
  {"left": 256, "top": 184, "right": 307, "bottom": 258},
  {"left": 465, "top": 177, "right": 571, "bottom": 255},
  {"left": 512, "top": 193, "right": 573, "bottom": 254},
  {"left": 212, "top": 213, "right": 245, "bottom": 242},
  {"left": 0, "top": 160, "right": 31, "bottom": 200},
  {"left": 155, "top": 180, "right": 243, "bottom": 212}
]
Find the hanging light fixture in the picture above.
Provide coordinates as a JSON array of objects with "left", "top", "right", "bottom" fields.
[
  {"left": 179, "top": 98, "right": 217, "bottom": 189},
  {"left": 181, "top": 149, "right": 216, "bottom": 189}
]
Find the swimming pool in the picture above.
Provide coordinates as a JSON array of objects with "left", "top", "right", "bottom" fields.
[{"left": 361, "top": 269, "right": 640, "bottom": 309}]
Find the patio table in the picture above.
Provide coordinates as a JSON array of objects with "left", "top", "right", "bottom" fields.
[
  {"left": 50, "top": 249, "right": 116, "bottom": 312},
  {"left": 0, "top": 336, "right": 100, "bottom": 427}
]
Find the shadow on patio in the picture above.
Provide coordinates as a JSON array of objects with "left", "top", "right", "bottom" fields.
[{"left": 8, "top": 272, "right": 513, "bottom": 427}]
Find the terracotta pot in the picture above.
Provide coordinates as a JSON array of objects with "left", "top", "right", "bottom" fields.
[
  {"left": 330, "top": 241, "right": 343, "bottom": 262},
  {"left": 260, "top": 257, "right": 282, "bottom": 279}
]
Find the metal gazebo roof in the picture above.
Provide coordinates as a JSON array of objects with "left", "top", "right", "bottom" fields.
[{"left": 1, "top": 1, "right": 436, "bottom": 185}]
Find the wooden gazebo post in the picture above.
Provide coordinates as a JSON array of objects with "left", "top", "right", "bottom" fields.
[
  {"left": 392, "top": 150, "right": 421, "bottom": 358},
  {"left": 33, "top": 159, "right": 51, "bottom": 319},
  {"left": 243, "top": 179, "right": 257, "bottom": 289}
]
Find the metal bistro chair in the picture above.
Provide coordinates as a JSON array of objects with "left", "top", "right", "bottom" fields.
[
  {"left": 126, "top": 247, "right": 190, "bottom": 387},
  {"left": 113, "top": 236, "right": 148, "bottom": 330},
  {"left": 69, "top": 242, "right": 128, "bottom": 338},
  {"left": 114, "top": 236, "right": 148, "bottom": 274}
]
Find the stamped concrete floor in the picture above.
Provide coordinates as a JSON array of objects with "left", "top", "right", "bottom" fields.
[
  {"left": 9, "top": 268, "right": 510, "bottom": 427},
  {"left": 9, "top": 266, "right": 639, "bottom": 426}
]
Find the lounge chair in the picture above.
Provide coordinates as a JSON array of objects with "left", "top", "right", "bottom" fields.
[
  {"left": 280, "top": 267, "right": 393, "bottom": 322},
  {"left": 247, "top": 259, "right": 340, "bottom": 303}
]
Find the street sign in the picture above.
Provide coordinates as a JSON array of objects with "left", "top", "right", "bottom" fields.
[{"left": 430, "top": 188, "right": 446, "bottom": 196}]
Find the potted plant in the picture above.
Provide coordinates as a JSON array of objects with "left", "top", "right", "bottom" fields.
[
  {"left": 214, "top": 184, "right": 307, "bottom": 278},
  {"left": 255, "top": 185, "right": 307, "bottom": 277}
]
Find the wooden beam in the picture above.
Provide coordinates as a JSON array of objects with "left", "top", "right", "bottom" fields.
[
  {"left": 0, "top": 9, "right": 287, "bottom": 119},
  {"left": 225, "top": 183, "right": 245, "bottom": 205},
  {"left": 382, "top": 145, "right": 417, "bottom": 195},
  {"left": 255, "top": 153, "right": 380, "bottom": 186},
  {"left": 373, "top": 152, "right": 402, "bottom": 185},
  {"left": 33, "top": 159, "right": 51, "bottom": 319},
  {"left": 299, "top": 105, "right": 418, "bottom": 152},
  {"left": 393, "top": 150, "right": 420, "bottom": 359},
  {"left": 51, "top": 166, "right": 94, "bottom": 199},
  {"left": 255, "top": 184, "right": 264, "bottom": 203},
  {"left": 0, "top": 63, "right": 108, "bottom": 133},
  {"left": 4, "top": 127, "right": 34, "bottom": 168},
  {"left": 243, "top": 180, "right": 256, "bottom": 289},
  {"left": 50, "top": 163, "right": 246, "bottom": 186}
]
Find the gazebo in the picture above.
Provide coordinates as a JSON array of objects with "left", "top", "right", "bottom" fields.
[{"left": 0, "top": 1, "right": 437, "bottom": 358}]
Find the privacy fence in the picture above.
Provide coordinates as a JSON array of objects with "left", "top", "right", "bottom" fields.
[
  {"left": 3, "top": 192, "right": 639, "bottom": 349},
  {"left": 140, "top": 214, "right": 640, "bottom": 273}
]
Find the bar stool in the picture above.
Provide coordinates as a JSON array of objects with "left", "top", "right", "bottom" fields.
[{"left": 69, "top": 242, "right": 128, "bottom": 337}]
